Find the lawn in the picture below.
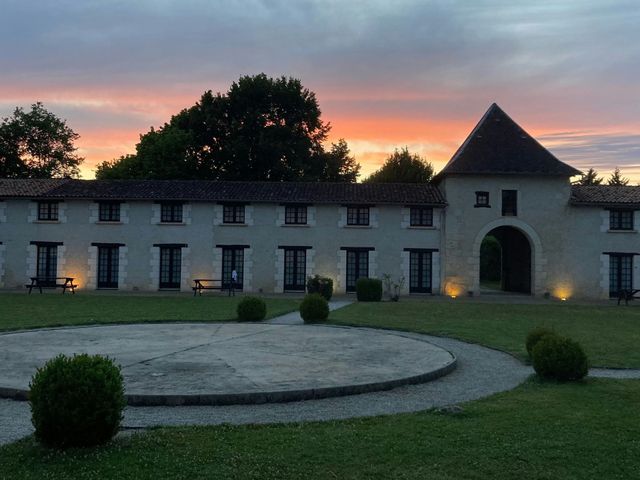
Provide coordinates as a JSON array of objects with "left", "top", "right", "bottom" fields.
[
  {"left": 329, "top": 300, "right": 640, "bottom": 368},
  {"left": 0, "top": 293, "right": 299, "bottom": 331},
  {"left": 1, "top": 378, "right": 638, "bottom": 479}
]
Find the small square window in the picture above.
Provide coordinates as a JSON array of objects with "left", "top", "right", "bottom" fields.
[
  {"left": 409, "top": 207, "right": 433, "bottom": 226},
  {"left": 37, "top": 201, "right": 59, "bottom": 221},
  {"left": 610, "top": 210, "right": 634, "bottom": 231},
  {"left": 475, "top": 191, "right": 490, "bottom": 208},
  {"left": 160, "top": 202, "right": 183, "bottom": 223},
  {"left": 285, "top": 205, "right": 307, "bottom": 225},
  {"left": 223, "top": 204, "right": 245, "bottom": 224},
  {"left": 347, "top": 206, "right": 369, "bottom": 226},
  {"left": 98, "top": 202, "right": 121, "bottom": 222},
  {"left": 502, "top": 190, "right": 517, "bottom": 216}
]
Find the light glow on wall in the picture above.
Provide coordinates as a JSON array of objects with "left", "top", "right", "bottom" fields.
[
  {"left": 552, "top": 282, "right": 574, "bottom": 301},
  {"left": 444, "top": 277, "right": 465, "bottom": 298}
]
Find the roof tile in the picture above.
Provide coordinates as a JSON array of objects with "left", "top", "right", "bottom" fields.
[
  {"left": 0, "top": 179, "right": 446, "bottom": 205},
  {"left": 437, "top": 103, "right": 581, "bottom": 178}
]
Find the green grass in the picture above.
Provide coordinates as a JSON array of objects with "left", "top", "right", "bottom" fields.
[
  {"left": 330, "top": 300, "right": 640, "bottom": 368},
  {"left": 0, "top": 293, "right": 299, "bottom": 331},
  {"left": 1, "top": 378, "right": 639, "bottom": 479}
]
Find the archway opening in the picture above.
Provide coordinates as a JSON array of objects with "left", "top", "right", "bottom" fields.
[{"left": 480, "top": 226, "right": 531, "bottom": 294}]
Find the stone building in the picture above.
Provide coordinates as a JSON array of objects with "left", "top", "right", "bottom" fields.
[{"left": 0, "top": 104, "right": 638, "bottom": 299}]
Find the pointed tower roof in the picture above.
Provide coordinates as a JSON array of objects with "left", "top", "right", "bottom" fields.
[{"left": 436, "top": 103, "right": 581, "bottom": 179}]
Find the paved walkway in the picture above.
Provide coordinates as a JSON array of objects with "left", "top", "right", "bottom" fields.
[
  {"left": 266, "top": 299, "right": 352, "bottom": 324},
  {"left": 2, "top": 301, "right": 640, "bottom": 445}
]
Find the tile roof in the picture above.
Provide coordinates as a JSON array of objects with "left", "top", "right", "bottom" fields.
[
  {"left": 436, "top": 103, "right": 581, "bottom": 179},
  {"left": 571, "top": 185, "right": 640, "bottom": 207},
  {"left": 0, "top": 179, "right": 446, "bottom": 206}
]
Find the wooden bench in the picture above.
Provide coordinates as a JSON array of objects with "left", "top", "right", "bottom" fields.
[
  {"left": 192, "top": 279, "right": 223, "bottom": 296},
  {"left": 617, "top": 289, "right": 640, "bottom": 305},
  {"left": 26, "top": 277, "right": 77, "bottom": 294}
]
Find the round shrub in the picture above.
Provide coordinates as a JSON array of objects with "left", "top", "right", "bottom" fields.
[
  {"left": 306, "top": 275, "right": 334, "bottom": 301},
  {"left": 532, "top": 335, "right": 589, "bottom": 381},
  {"left": 356, "top": 278, "right": 383, "bottom": 302},
  {"left": 237, "top": 296, "right": 267, "bottom": 321},
  {"left": 29, "top": 353, "right": 125, "bottom": 449},
  {"left": 525, "top": 327, "right": 556, "bottom": 357},
  {"left": 300, "top": 293, "right": 329, "bottom": 323}
]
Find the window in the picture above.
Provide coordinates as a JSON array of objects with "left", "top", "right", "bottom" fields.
[
  {"left": 97, "top": 246, "right": 119, "bottom": 288},
  {"left": 283, "top": 248, "right": 306, "bottom": 291},
  {"left": 410, "top": 207, "right": 433, "bottom": 227},
  {"left": 98, "top": 202, "right": 121, "bottom": 222},
  {"left": 475, "top": 191, "right": 490, "bottom": 208},
  {"left": 610, "top": 210, "right": 634, "bottom": 231},
  {"left": 347, "top": 206, "right": 369, "bottom": 226},
  {"left": 345, "top": 249, "right": 369, "bottom": 292},
  {"left": 223, "top": 204, "right": 245, "bottom": 224},
  {"left": 160, "top": 202, "right": 183, "bottom": 223},
  {"left": 38, "top": 201, "right": 59, "bottom": 221},
  {"left": 285, "top": 205, "right": 307, "bottom": 225},
  {"left": 502, "top": 190, "right": 517, "bottom": 216},
  {"left": 610, "top": 254, "right": 633, "bottom": 297},
  {"left": 36, "top": 245, "right": 57, "bottom": 285},
  {"left": 222, "top": 247, "right": 244, "bottom": 290},
  {"left": 409, "top": 250, "right": 432, "bottom": 293},
  {"left": 159, "top": 247, "right": 181, "bottom": 289}
]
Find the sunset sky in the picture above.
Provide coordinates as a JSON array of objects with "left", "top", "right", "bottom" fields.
[{"left": 1, "top": 1, "right": 639, "bottom": 181}]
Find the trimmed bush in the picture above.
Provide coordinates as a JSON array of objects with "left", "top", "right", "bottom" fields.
[
  {"left": 525, "top": 327, "right": 556, "bottom": 357},
  {"left": 29, "top": 353, "right": 125, "bottom": 449},
  {"left": 306, "top": 275, "right": 334, "bottom": 301},
  {"left": 532, "top": 335, "right": 589, "bottom": 381},
  {"left": 237, "top": 296, "right": 267, "bottom": 321},
  {"left": 300, "top": 293, "right": 329, "bottom": 323},
  {"left": 356, "top": 278, "right": 383, "bottom": 302}
]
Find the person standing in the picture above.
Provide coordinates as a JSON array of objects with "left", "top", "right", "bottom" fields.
[{"left": 230, "top": 269, "right": 238, "bottom": 296}]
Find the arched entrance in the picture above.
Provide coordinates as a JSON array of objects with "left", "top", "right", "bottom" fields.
[{"left": 479, "top": 226, "right": 532, "bottom": 294}]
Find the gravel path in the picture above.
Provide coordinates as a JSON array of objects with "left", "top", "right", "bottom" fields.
[{"left": 2, "top": 304, "right": 640, "bottom": 446}]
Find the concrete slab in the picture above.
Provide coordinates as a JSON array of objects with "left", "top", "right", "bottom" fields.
[{"left": 0, "top": 323, "right": 455, "bottom": 406}]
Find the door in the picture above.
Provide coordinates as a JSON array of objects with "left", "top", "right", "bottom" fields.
[
  {"left": 36, "top": 245, "right": 57, "bottom": 286},
  {"left": 97, "top": 246, "right": 119, "bottom": 289},
  {"left": 222, "top": 247, "right": 244, "bottom": 290},
  {"left": 159, "top": 247, "right": 181, "bottom": 289},
  {"left": 284, "top": 249, "right": 306, "bottom": 291},
  {"left": 610, "top": 254, "right": 633, "bottom": 297},
  {"left": 346, "top": 250, "right": 369, "bottom": 292},
  {"left": 409, "top": 250, "right": 432, "bottom": 293}
]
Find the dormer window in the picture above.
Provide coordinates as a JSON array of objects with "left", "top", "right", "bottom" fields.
[
  {"left": 501, "top": 190, "right": 517, "bottom": 216},
  {"left": 37, "top": 201, "right": 59, "bottom": 221},
  {"left": 223, "top": 204, "right": 245, "bottom": 224},
  {"left": 98, "top": 201, "right": 121, "bottom": 222},
  {"left": 347, "top": 206, "right": 370, "bottom": 226},
  {"left": 610, "top": 210, "right": 634, "bottom": 231},
  {"left": 160, "top": 202, "right": 183, "bottom": 223},
  {"left": 475, "top": 191, "right": 490, "bottom": 208}
]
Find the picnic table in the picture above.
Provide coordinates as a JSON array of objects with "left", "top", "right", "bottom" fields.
[
  {"left": 617, "top": 289, "right": 640, "bottom": 305},
  {"left": 192, "top": 278, "right": 223, "bottom": 296},
  {"left": 26, "top": 277, "right": 77, "bottom": 294}
]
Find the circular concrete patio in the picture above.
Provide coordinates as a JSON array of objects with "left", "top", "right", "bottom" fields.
[{"left": 0, "top": 323, "right": 456, "bottom": 406}]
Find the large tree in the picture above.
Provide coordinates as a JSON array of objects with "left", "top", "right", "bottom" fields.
[
  {"left": 364, "top": 148, "right": 434, "bottom": 183},
  {"left": 0, "top": 102, "right": 83, "bottom": 178},
  {"left": 607, "top": 167, "right": 629, "bottom": 186},
  {"left": 574, "top": 168, "right": 603, "bottom": 186},
  {"left": 96, "top": 74, "right": 360, "bottom": 182}
]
